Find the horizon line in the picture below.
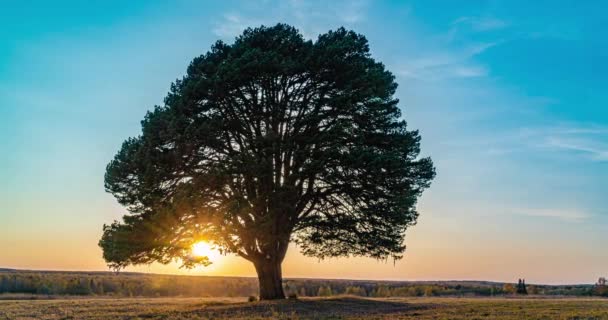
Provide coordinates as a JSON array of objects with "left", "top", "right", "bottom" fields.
[{"left": 0, "top": 267, "right": 594, "bottom": 286}]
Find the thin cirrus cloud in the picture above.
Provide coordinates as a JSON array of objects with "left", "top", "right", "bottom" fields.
[
  {"left": 470, "top": 124, "right": 608, "bottom": 163},
  {"left": 403, "top": 16, "right": 508, "bottom": 81},
  {"left": 545, "top": 137, "right": 608, "bottom": 161},
  {"left": 395, "top": 21, "right": 503, "bottom": 81},
  {"left": 395, "top": 44, "right": 495, "bottom": 81},
  {"left": 453, "top": 16, "right": 509, "bottom": 32},
  {"left": 513, "top": 208, "right": 591, "bottom": 222},
  {"left": 515, "top": 125, "right": 608, "bottom": 162},
  {"left": 398, "top": 59, "right": 488, "bottom": 80},
  {"left": 334, "top": 0, "right": 368, "bottom": 24},
  {"left": 285, "top": 0, "right": 370, "bottom": 26},
  {"left": 211, "top": 0, "right": 370, "bottom": 40},
  {"left": 212, "top": 14, "right": 260, "bottom": 39}
]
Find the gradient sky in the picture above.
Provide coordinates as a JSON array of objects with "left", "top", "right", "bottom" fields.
[{"left": 1, "top": 0, "right": 607, "bottom": 284}]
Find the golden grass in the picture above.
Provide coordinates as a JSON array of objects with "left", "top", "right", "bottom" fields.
[{"left": 1, "top": 296, "right": 607, "bottom": 319}]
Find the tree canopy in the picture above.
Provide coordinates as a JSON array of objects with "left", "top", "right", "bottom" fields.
[{"left": 99, "top": 24, "right": 435, "bottom": 299}]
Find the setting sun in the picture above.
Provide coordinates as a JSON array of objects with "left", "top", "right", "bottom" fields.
[{"left": 191, "top": 241, "right": 219, "bottom": 261}]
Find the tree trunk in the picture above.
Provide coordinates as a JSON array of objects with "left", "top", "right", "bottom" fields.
[{"left": 254, "top": 259, "right": 285, "bottom": 300}]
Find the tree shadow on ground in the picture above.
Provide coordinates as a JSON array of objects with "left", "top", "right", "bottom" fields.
[{"left": 168, "top": 296, "right": 435, "bottom": 319}]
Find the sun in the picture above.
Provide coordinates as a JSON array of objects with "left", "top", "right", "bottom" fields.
[{"left": 191, "top": 241, "right": 220, "bottom": 261}]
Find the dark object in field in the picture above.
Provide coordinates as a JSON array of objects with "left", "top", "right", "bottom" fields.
[{"left": 516, "top": 279, "right": 528, "bottom": 295}]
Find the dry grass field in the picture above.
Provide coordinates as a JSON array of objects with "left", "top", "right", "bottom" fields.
[{"left": 1, "top": 296, "right": 608, "bottom": 320}]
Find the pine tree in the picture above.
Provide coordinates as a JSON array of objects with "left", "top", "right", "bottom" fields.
[{"left": 99, "top": 23, "right": 435, "bottom": 300}]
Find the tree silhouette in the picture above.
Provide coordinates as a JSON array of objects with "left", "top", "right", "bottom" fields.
[
  {"left": 99, "top": 24, "right": 435, "bottom": 300},
  {"left": 516, "top": 279, "right": 528, "bottom": 295},
  {"left": 595, "top": 277, "right": 607, "bottom": 296}
]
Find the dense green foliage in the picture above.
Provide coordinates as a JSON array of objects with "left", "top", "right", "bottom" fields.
[
  {"left": 99, "top": 23, "right": 435, "bottom": 299},
  {"left": 0, "top": 271, "right": 257, "bottom": 297},
  {"left": 1, "top": 271, "right": 605, "bottom": 298}
]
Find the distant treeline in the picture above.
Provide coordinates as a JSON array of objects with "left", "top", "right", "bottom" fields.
[{"left": 0, "top": 270, "right": 606, "bottom": 298}]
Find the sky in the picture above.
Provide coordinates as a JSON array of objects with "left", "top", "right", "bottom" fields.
[{"left": 1, "top": 0, "right": 607, "bottom": 285}]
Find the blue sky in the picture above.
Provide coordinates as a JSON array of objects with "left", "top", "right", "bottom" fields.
[{"left": 1, "top": 0, "right": 607, "bottom": 284}]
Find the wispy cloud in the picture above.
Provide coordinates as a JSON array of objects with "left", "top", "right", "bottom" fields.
[
  {"left": 336, "top": 0, "right": 368, "bottom": 24},
  {"left": 396, "top": 43, "right": 494, "bottom": 80},
  {"left": 453, "top": 16, "right": 508, "bottom": 32},
  {"left": 212, "top": 0, "right": 370, "bottom": 41},
  {"left": 212, "top": 14, "right": 261, "bottom": 39},
  {"left": 394, "top": 13, "right": 505, "bottom": 82},
  {"left": 443, "top": 121, "right": 608, "bottom": 163},
  {"left": 467, "top": 41, "right": 502, "bottom": 55},
  {"left": 513, "top": 208, "right": 591, "bottom": 222},
  {"left": 545, "top": 137, "right": 608, "bottom": 161},
  {"left": 517, "top": 124, "right": 608, "bottom": 162}
]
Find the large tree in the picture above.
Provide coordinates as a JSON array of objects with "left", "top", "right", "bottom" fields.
[{"left": 99, "top": 24, "right": 435, "bottom": 300}]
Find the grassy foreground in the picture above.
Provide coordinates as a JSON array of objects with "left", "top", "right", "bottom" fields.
[{"left": 1, "top": 296, "right": 608, "bottom": 320}]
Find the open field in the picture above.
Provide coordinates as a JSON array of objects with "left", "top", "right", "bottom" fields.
[
  {"left": 1, "top": 296, "right": 608, "bottom": 320},
  {"left": 2, "top": 269, "right": 601, "bottom": 298}
]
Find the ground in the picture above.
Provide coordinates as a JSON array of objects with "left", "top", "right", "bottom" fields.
[{"left": 1, "top": 296, "right": 608, "bottom": 320}]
